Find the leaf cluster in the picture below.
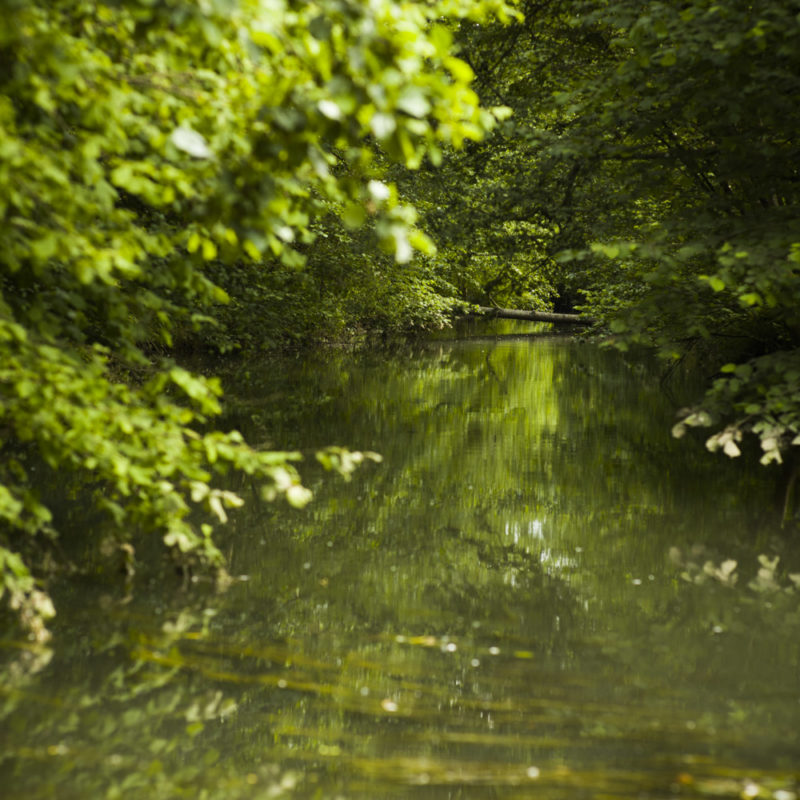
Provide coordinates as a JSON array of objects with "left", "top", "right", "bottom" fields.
[{"left": 0, "top": 0, "right": 519, "bottom": 636}]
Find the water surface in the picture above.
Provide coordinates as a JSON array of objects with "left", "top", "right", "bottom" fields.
[{"left": 2, "top": 324, "right": 799, "bottom": 799}]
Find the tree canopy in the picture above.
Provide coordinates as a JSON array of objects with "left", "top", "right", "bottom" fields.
[{"left": 4, "top": 0, "right": 800, "bottom": 637}]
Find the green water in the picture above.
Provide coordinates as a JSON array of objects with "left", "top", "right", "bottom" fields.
[{"left": 2, "top": 324, "right": 799, "bottom": 799}]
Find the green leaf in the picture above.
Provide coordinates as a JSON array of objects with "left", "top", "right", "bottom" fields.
[
  {"left": 444, "top": 56, "right": 474, "bottom": 82},
  {"left": 659, "top": 50, "right": 677, "bottom": 66},
  {"left": 202, "top": 239, "right": 217, "bottom": 261},
  {"left": 739, "top": 292, "right": 761, "bottom": 306},
  {"left": 342, "top": 204, "right": 367, "bottom": 229},
  {"left": 396, "top": 88, "right": 431, "bottom": 118},
  {"left": 187, "top": 233, "right": 201, "bottom": 253}
]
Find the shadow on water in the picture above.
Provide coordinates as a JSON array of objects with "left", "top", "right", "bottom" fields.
[{"left": 1, "top": 323, "right": 799, "bottom": 799}]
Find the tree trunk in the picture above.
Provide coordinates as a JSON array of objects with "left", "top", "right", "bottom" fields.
[{"left": 460, "top": 306, "right": 593, "bottom": 325}]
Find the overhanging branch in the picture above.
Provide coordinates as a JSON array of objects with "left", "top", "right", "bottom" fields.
[{"left": 458, "top": 306, "right": 593, "bottom": 324}]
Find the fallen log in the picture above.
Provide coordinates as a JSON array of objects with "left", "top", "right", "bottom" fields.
[{"left": 462, "top": 306, "right": 594, "bottom": 325}]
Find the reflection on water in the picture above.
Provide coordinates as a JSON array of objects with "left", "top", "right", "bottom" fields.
[{"left": 1, "top": 324, "right": 799, "bottom": 799}]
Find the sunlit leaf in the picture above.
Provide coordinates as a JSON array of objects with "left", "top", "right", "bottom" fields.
[{"left": 170, "top": 126, "right": 213, "bottom": 159}]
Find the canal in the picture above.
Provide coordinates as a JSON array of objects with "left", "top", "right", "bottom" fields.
[{"left": 1, "top": 323, "right": 798, "bottom": 799}]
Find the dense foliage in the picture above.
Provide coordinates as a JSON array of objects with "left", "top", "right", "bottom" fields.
[
  {"left": 422, "top": 0, "right": 800, "bottom": 482},
  {"left": 5, "top": 0, "right": 800, "bottom": 637},
  {"left": 0, "top": 0, "right": 519, "bottom": 637}
]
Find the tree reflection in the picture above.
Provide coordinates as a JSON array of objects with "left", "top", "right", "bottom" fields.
[{"left": 1, "top": 333, "right": 798, "bottom": 799}]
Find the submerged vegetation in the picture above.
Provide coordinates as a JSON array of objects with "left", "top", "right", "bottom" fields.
[{"left": 2, "top": 0, "right": 800, "bottom": 635}]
